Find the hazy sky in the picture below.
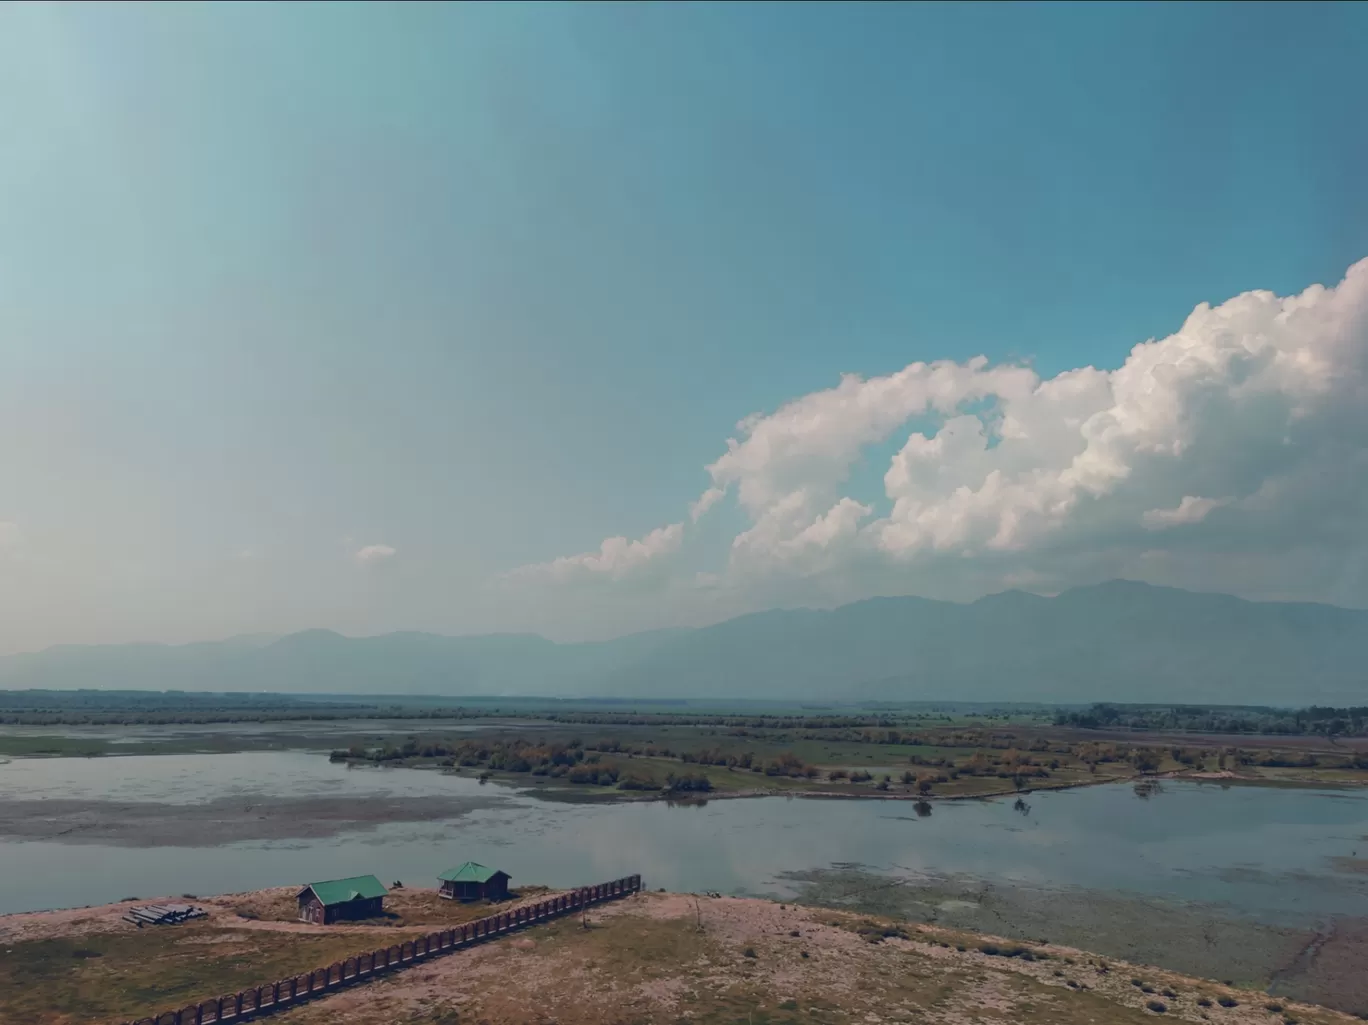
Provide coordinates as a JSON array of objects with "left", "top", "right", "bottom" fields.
[{"left": 3, "top": 2, "right": 1367, "bottom": 653}]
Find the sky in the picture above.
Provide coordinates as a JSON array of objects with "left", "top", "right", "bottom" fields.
[{"left": 2, "top": 2, "right": 1367, "bottom": 653}]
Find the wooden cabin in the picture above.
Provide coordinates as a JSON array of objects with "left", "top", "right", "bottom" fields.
[
  {"left": 297, "top": 875, "right": 388, "bottom": 924},
  {"left": 437, "top": 861, "right": 510, "bottom": 902}
]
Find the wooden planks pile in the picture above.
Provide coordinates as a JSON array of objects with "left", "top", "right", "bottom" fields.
[{"left": 123, "top": 903, "right": 208, "bottom": 927}]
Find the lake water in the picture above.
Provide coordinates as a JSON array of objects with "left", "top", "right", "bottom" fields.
[{"left": 2, "top": 751, "right": 1366, "bottom": 922}]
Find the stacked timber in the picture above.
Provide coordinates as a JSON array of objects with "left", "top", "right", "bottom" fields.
[{"left": 122, "top": 903, "right": 207, "bottom": 926}]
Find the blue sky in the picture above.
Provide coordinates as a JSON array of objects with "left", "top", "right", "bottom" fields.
[{"left": 2, "top": 2, "right": 1366, "bottom": 651}]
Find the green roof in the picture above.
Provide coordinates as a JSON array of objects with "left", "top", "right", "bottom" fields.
[
  {"left": 437, "top": 861, "right": 506, "bottom": 884},
  {"left": 303, "top": 875, "right": 388, "bottom": 906}
]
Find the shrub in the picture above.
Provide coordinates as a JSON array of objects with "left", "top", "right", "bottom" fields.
[
  {"left": 979, "top": 943, "right": 1000, "bottom": 956},
  {"left": 1218, "top": 997, "right": 1238, "bottom": 1008},
  {"left": 1265, "top": 1003, "right": 1284, "bottom": 1013},
  {"left": 1146, "top": 1000, "right": 1167, "bottom": 1013},
  {"left": 1161, "top": 989, "right": 1177, "bottom": 998},
  {"left": 800, "top": 950, "right": 809, "bottom": 958},
  {"left": 1196, "top": 997, "right": 1212, "bottom": 1007},
  {"left": 742, "top": 947, "right": 757, "bottom": 958},
  {"left": 789, "top": 929, "right": 800, "bottom": 937}
]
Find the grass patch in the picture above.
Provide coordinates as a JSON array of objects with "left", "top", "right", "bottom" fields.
[{"left": 0, "top": 926, "right": 380, "bottom": 1024}]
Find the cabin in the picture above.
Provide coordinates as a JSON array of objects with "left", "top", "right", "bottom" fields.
[
  {"left": 437, "top": 861, "right": 511, "bottom": 902},
  {"left": 297, "top": 875, "right": 388, "bottom": 924}
]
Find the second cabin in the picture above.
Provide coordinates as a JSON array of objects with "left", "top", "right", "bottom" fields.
[
  {"left": 438, "top": 861, "right": 510, "bottom": 902},
  {"left": 297, "top": 874, "right": 388, "bottom": 924}
]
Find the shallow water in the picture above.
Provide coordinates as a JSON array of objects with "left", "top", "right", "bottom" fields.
[{"left": 1, "top": 751, "right": 1366, "bottom": 920}]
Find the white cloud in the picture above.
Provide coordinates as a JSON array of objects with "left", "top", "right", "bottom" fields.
[
  {"left": 689, "top": 487, "right": 725, "bottom": 522},
  {"left": 505, "top": 257, "right": 1368, "bottom": 609},
  {"left": 709, "top": 257, "right": 1368, "bottom": 596},
  {"left": 1141, "top": 496, "right": 1229, "bottom": 530},
  {"left": 354, "top": 544, "right": 397, "bottom": 563},
  {"left": 511, "top": 523, "right": 684, "bottom": 584}
]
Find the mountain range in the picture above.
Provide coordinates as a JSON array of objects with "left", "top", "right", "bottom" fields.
[{"left": 2, "top": 581, "right": 1364, "bottom": 705}]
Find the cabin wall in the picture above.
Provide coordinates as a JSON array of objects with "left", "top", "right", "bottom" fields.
[{"left": 298, "top": 896, "right": 324, "bottom": 924}]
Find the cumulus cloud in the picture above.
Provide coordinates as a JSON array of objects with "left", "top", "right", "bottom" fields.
[
  {"left": 704, "top": 257, "right": 1368, "bottom": 596},
  {"left": 1141, "top": 496, "right": 1229, "bottom": 530},
  {"left": 511, "top": 258, "right": 1368, "bottom": 608},
  {"left": 355, "top": 544, "right": 397, "bottom": 563},
  {"left": 511, "top": 523, "right": 684, "bottom": 584}
]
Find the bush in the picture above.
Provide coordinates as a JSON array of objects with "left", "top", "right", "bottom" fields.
[
  {"left": 1196, "top": 997, "right": 1212, "bottom": 1007},
  {"left": 742, "top": 946, "right": 757, "bottom": 958},
  {"left": 1265, "top": 1003, "right": 1284, "bottom": 1013},
  {"left": 1218, "top": 996, "right": 1238, "bottom": 1008},
  {"left": 1146, "top": 1000, "right": 1167, "bottom": 1013},
  {"left": 665, "top": 772, "right": 713, "bottom": 793}
]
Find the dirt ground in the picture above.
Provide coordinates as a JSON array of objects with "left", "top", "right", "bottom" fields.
[{"left": 266, "top": 892, "right": 1359, "bottom": 1025}]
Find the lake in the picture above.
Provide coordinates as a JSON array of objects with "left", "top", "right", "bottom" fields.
[{"left": 2, "top": 750, "right": 1365, "bottom": 924}]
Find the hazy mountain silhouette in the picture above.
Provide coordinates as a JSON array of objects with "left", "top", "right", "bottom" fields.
[{"left": 1, "top": 581, "right": 1363, "bottom": 705}]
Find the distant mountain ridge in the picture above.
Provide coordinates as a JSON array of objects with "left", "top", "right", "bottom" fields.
[{"left": 1, "top": 581, "right": 1364, "bottom": 705}]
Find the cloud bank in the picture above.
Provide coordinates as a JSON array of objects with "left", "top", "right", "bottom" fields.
[{"left": 512, "top": 259, "right": 1368, "bottom": 609}]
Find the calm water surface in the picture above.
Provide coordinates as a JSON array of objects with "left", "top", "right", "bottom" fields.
[{"left": 2, "top": 752, "right": 1366, "bottom": 918}]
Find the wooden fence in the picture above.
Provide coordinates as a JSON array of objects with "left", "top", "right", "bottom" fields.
[{"left": 117, "top": 874, "right": 642, "bottom": 1025}]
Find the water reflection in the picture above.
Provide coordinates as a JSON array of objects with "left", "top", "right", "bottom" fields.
[
  {"left": 1, "top": 752, "right": 1366, "bottom": 923},
  {"left": 1133, "top": 778, "right": 1164, "bottom": 800}
]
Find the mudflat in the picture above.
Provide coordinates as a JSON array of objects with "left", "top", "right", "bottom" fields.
[{"left": 0, "top": 793, "right": 503, "bottom": 846}]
